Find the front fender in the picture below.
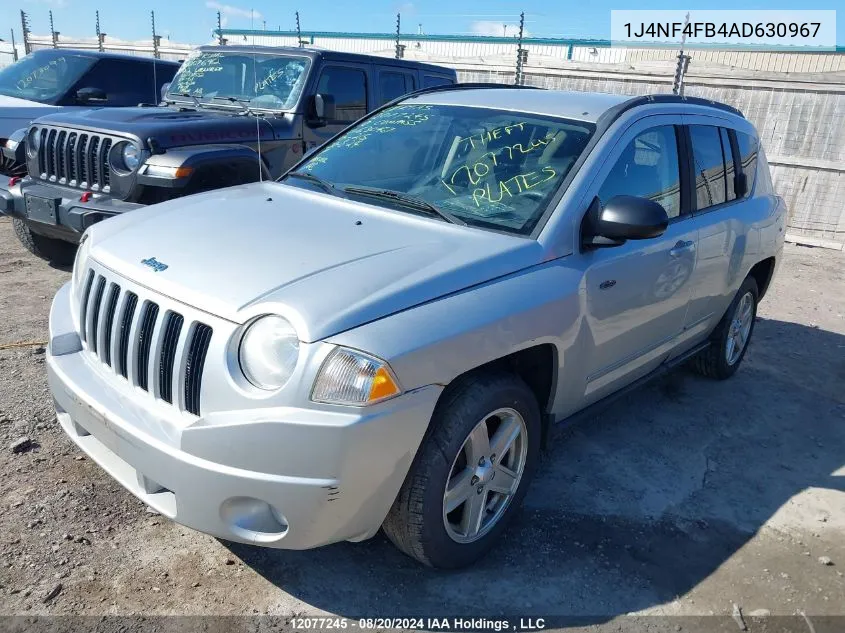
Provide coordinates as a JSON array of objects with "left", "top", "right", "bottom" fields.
[{"left": 137, "top": 144, "right": 270, "bottom": 189}]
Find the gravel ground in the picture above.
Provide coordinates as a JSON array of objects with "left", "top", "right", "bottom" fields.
[{"left": 0, "top": 215, "right": 843, "bottom": 627}]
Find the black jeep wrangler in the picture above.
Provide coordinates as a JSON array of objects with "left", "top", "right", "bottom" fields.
[{"left": 0, "top": 45, "right": 456, "bottom": 264}]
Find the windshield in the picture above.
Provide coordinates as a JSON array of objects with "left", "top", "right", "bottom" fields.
[
  {"left": 166, "top": 51, "right": 309, "bottom": 111},
  {"left": 290, "top": 103, "right": 595, "bottom": 235},
  {"left": 0, "top": 50, "right": 97, "bottom": 104}
]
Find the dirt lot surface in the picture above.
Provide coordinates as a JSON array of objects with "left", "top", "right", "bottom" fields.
[{"left": 0, "top": 215, "right": 843, "bottom": 628}]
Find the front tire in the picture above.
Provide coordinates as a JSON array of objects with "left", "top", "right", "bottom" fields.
[
  {"left": 382, "top": 371, "right": 541, "bottom": 568},
  {"left": 691, "top": 276, "right": 759, "bottom": 380},
  {"left": 13, "top": 219, "right": 76, "bottom": 266}
]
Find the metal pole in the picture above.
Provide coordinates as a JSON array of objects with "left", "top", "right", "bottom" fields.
[
  {"left": 21, "top": 11, "right": 31, "bottom": 55},
  {"left": 96, "top": 11, "right": 104, "bottom": 52},
  {"left": 151, "top": 11, "right": 160, "bottom": 59},
  {"left": 515, "top": 11, "right": 525, "bottom": 85},
  {"left": 395, "top": 13, "right": 401, "bottom": 59},
  {"left": 49, "top": 10, "right": 58, "bottom": 48},
  {"left": 673, "top": 12, "right": 692, "bottom": 96},
  {"left": 216, "top": 11, "right": 224, "bottom": 45},
  {"left": 296, "top": 11, "right": 302, "bottom": 47},
  {"left": 10, "top": 29, "right": 18, "bottom": 61}
]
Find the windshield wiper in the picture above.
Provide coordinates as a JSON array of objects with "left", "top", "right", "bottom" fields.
[
  {"left": 167, "top": 92, "right": 202, "bottom": 108},
  {"left": 210, "top": 96, "right": 261, "bottom": 115},
  {"left": 284, "top": 171, "right": 344, "bottom": 197},
  {"left": 343, "top": 186, "right": 467, "bottom": 226}
]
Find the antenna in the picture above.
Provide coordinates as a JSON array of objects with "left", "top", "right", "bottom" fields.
[
  {"left": 151, "top": 11, "right": 159, "bottom": 105},
  {"left": 251, "top": 9, "right": 263, "bottom": 183},
  {"left": 96, "top": 11, "right": 104, "bottom": 52},
  {"left": 672, "top": 13, "right": 692, "bottom": 96},
  {"left": 49, "top": 10, "right": 58, "bottom": 48},
  {"left": 515, "top": 11, "right": 526, "bottom": 85},
  {"left": 20, "top": 11, "right": 32, "bottom": 55},
  {"left": 395, "top": 13, "right": 401, "bottom": 59}
]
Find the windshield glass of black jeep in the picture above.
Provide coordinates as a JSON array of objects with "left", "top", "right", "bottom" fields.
[
  {"left": 166, "top": 51, "right": 309, "bottom": 111},
  {"left": 0, "top": 50, "right": 97, "bottom": 103},
  {"left": 290, "top": 103, "right": 595, "bottom": 235}
]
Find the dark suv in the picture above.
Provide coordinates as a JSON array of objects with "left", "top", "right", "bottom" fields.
[
  {"left": 0, "top": 46, "right": 456, "bottom": 264},
  {"left": 0, "top": 48, "right": 179, "bottom": 176}
]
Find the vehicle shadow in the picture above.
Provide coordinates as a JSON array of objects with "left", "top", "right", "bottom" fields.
[{"left": 228, "top": 317, "right": 845, "bottom": 618}]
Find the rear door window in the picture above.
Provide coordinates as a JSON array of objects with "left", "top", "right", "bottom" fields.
[
  {"left": 689, "top": 125, "right": 728, "bottom": 210},
  {"left": 378, "top": 71, "right": 414, "bottom": 105},
  {"left": 316, "top": 66, "right": 367, "bottom": 122},
  {"left": 75, "top": 59, "right": 164, "bottom": 106}
]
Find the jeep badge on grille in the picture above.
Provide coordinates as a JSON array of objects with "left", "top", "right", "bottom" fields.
[{"left": 141, "top": 257, "right": 168, "bottom": 272}]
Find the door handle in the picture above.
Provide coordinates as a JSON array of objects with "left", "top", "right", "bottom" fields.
[{"left": 669, "top": 240, "right": 696, "bottom": 258}]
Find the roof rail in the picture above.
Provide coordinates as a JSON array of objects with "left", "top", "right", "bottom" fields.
[
  {"left": 397, "top": 81, "right": 543, "bottom": 103},
  {"left": 620, "top": 94, "right": 745, "bottom": 118}
]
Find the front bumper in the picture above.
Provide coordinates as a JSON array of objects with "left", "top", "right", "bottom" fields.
[
  {"left": 47, "top": 283, "right": 442, "bottom": 549},
  {"left": 0, "top": 179, "right": 142, "bottom": 243}
]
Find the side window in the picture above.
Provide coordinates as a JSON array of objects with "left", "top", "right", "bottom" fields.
[
  {"left": 735, "top": 131, "right": 759, "bottom": 198},
  {"left": 720, "top": 128, "right": 737, "bottom": 202},
  {"left": 689, "top": 125, "right": 727, "bottom": 210},
  {"left": 423, "top": 75, "right": 453, "bottom": 88},
  {"left": 379, "top": 72, "right": 408, "bottom": 105},
  {"left": 316, "top": 66, "right": 367, "bottom": 122},
  {"left": 597, "top": 125, "right": 681, "bottom": 219},
  {"left": 76, "top": 59, "right": 162, "bottom": 106}
]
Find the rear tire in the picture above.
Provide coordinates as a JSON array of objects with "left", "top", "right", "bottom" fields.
[
  {"left": 382, "top": 371, "right": 541, "bottom": 568},
  {"left": 13, "top": 219, "right": 76, "bottom": 266},
  {"left": 691, "top": 276, "right": 759, "bottom": 380}
]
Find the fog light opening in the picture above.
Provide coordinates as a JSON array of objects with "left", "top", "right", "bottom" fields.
[{"left": 219, "top": 496, "right": 289, "bottom": 543}]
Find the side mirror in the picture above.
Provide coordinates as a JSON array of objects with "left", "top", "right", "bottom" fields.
[
  {"left": 313, "top": 93, "right": 336, "bottom": 122},
  {"left": 583, "top": 195, "right": 669, "bottom": 249},
  {"left": 734, "top": 173, "right": 748, "bottom": 198},
  {"left": 76, "top": 87, "right": 107, "bottom": 104},
  {"left": 160, "top": 82, "right": 171, "bottom": 102}
]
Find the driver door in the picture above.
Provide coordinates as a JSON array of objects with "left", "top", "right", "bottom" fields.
[{"left": 578, "top": 117, "right": 699, "bottom": 405}]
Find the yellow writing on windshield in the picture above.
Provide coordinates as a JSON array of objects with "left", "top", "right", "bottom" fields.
[
  {"left": 458, "top": 122, "right": 526, "bottom": 151},
  {"left": 16, "top": 57, "right": 67, "bottom": 90},
  {"left": 471, "top": 167, "right": 557, "bottom": 206},
  {"left": 448, "top": 134, "right": 555, "bottom": 187}
]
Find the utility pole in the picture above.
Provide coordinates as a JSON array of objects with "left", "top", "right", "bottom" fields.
[
  {"left": 216, "top": 11, "right": 224, "bottom": 45},
  {"left": 49, "top": 10, "right": 59, "bottom": 48},
  {"left": 296, "top": 11, "right": 303, "bottom": 47},
  {"left": 395, "top": 13, "right": 403, "bottom": 59},
  {"left": 672, "top": 12, "right": 692, "bottom": 96},
  {"left": 96, "top": 11, "right": 105, "bottom": 52},
  {"left": 20, "top": 11, "right": 32, "bottom": 55},
  {"left": 151, "top": 11, "right": 161, "bottom": 59},
  {"left": 515, "top": 12, "right": 527, "bottom": 85},
  {"left": 10, "top": 29, "right": 18, "bottom": 61}
]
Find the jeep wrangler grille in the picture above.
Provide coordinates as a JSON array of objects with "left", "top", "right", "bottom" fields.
[{"left": 36, "top": 126, "right": 114, "bottom": 192}]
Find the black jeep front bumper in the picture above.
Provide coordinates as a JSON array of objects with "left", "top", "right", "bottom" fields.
[{"left": 0, "top": 179, "right": 142, "bottom": 244}]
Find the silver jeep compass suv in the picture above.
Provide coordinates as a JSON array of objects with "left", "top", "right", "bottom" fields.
[{"left": 46, "top": 85, "right": 786, "bottom": 568}]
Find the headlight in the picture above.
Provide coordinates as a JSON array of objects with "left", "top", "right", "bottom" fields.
[
  {"left": 120, "top": 143, "right": 141, "bottom": 171},
  {"left": 5, "top": 139, "right": 19, "bottom": 151},
  {"left": 311, "top": 347, "right": 401, "bottom": 406},
  {"left": 27, "top": 127, "right": 40, "bottom": 156},
  {"left": 238, "top": 316, "right": 300, "bottom": 390}
]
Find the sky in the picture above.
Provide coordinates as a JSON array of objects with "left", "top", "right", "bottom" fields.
[{"left": 1, "top": 0, "right": 842, "bottom": 45}]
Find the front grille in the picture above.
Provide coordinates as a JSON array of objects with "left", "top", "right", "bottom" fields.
[
  {"left": 35, "top": 125, "right": 114, "bottom": 191},
  {"left": 78, "top": 269, "right": 213, "bottom": 416}
]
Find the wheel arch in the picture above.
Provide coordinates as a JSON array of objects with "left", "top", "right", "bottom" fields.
[{"left": 747, "top": 256, "right": 776, "bottom": 300}]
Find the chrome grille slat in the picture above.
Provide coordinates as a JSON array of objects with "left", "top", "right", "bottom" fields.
[
  {"left": 157, "top": 312, "right": 184, "bottom": 404},
  {"left": 184, "top": 323, "right": 213, "bottom": 416},
  {"left": 46, "top": 129, "right": 57, "bottom": 180},
  {"left": 56, "top": 131, "right": 67, "bottom": 181},
  {"left": 136, "top": 302, "right": 160, "bottom": 392},
  {"left": 100, "top": 283, "right": 120, "bottom": 366},
  {"left": 88, "top": 276, "right": 107, "bottom": 355},
  {"left": 87, "top": 137, "right": 100, "bottom": 188},
  {"left": 66, "top": 132, "right": 78, "bottom": 184},
  {"left": 76, "top": 266, "right": 212, "bottom": 416},
  {"left": 37, "top": 129, "right": 47, "bottom": 174},
  {"left": 78, "top": 134, "right": 89, "bottom": 186},
  {"left": 100, "top": 139, "right": 112, "bottom": 189}
]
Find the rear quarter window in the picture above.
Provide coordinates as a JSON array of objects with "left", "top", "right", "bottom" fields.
[{"left": 735, "top": 131, "right": 759, "bottom": 197}]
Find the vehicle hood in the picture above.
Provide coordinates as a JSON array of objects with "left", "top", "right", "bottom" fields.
[
  {"left": 0, "top": 94, "right": 57, "bottom": 139},
  {"left": 89, "top": 182, "right": 544, "bottom": 343},
  {"left": 34, "top": 106, "right": 287, "bottom": 149}
]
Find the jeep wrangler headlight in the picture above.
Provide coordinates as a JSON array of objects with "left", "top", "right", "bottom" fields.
[
  {"left": 120, "top": 143, "right": 141, "bottom": 171},
  {"left": 311, "top": 348, "right": 401, "bottom": 406},
  {"left": 238, "top": 316, "right": 300, "bottom": 390}
]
